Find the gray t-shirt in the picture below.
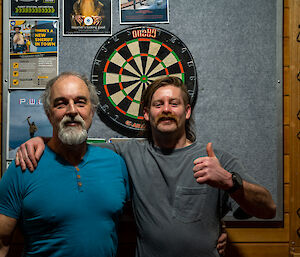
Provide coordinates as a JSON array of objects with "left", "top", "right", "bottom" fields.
[{"left": 102, "top": 140, "right": 252, "bottom": 257}]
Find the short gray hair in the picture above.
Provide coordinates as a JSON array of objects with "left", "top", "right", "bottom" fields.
[{"left": 42, "top": 71, "right": 99, "bottom": 115}]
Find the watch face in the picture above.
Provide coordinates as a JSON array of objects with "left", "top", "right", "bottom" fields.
[
  {"left": 91, "top": 25, "right": 197, "bottom": 137},
  {"left": 230, "top": 172, "right": 243, "bottom": 193}
]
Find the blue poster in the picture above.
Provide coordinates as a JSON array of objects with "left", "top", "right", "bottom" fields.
[
  {"left": 8, "top": 90, "right": 52, "bottom": 159},
  {"left": 9, "top": 20, "right": 58, "bottom": 89}
]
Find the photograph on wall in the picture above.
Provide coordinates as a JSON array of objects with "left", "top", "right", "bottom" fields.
[
  {"left": 7, "top": 90, "right": 53, "bottom": 160},
  {"left": 63, "top": 0, "right": 112, "bottom": 36},
  {"left": 9, "top": 20, "right": 58, "bottom": 89},
  {"left": 10, "top": 0, "right": 59, "bottom": 18},
  {"left": 120, "top": 0, "right": 169, "bottom": 24}
]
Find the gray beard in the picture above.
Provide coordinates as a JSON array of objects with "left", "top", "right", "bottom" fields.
[{"left": 58, "top": 116, "right": 88, "bottom": 145}]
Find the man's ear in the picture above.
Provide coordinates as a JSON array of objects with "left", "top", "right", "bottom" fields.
[
  {"left": 185, "top": 104, "right": 191, "bottom": 120},
  {"left": 143, "top": 107, "right": 150, "bottom": 121}
]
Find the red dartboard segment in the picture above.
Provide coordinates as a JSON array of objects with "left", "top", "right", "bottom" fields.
[
  {"left": 116, "top": 43, "right": 127, "bottom": 52},
  {"left": 91, "top": 26, "right": 197, "bottom": 137}
]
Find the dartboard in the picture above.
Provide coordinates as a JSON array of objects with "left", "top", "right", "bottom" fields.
[{"left": 91, "top": 26, "right": 197, "bottom": 137}]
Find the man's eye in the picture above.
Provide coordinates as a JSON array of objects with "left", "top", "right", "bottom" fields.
[
  {"left": 76, "top": 101, "right": 86, "bottom": 106},
  {"left": 152, "top": 101, "right": 162, "bottom": 106},
  {"left": 55, "top": 103, "right": 66, "bottom": 109}
]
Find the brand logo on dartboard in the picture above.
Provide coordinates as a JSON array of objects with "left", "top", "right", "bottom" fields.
[
  {"left": 125, "top": 121, "right": 146, "bottom": 129},
  {"left": 132, "top": 28, "right": 157, "bottom": 39}
]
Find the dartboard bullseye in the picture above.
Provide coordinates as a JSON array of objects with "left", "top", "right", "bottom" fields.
[{"left": 91, "top": 26, "right": 197, "bottom": 137}]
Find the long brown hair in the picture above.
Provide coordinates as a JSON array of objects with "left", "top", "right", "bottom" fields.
[{"left": 140, "top": 76, "right": 196, "bottom": 142}]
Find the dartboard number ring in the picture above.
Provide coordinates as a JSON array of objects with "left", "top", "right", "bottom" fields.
[{"left": 91, "top": 26, "right": 197, "bottom": 136}]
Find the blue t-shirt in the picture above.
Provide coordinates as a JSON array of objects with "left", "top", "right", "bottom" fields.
[{"left": 0, "top": 145, "right": 129, "bottom": 257}]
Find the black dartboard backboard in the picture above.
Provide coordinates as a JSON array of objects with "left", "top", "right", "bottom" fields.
[{"left": 91, "top": 26, "right": 197, "bottom": 136}]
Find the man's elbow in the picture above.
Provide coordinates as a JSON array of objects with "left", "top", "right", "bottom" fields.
[
  {"left": 257, "top": 187, "right": 277, "bottom": 219},
  {"left": 265, "top": 202, "right": 277, "bottom": 219},
  {"left": 246, "top": 202, "right": 277, "bottom": 219},
  {"left": 257, "top": 202, "right": 277, "bottom": 219}
]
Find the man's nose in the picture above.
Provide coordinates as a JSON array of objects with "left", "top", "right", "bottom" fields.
[
  {"left": 162, "top": 103, "right": 171, "bottom": 113},
  {"left": 66, "top": 102, "right": 78, "bottom": 116}
]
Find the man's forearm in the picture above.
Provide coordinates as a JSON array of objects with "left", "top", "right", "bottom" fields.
[
  {"left": 42, "top": 137, "right": 50, "bottom": 144},
  {"left": 230, "top": 181, "right": 276, "bottom": 219}
]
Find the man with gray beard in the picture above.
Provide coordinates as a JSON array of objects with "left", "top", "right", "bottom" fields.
[
  {"left": 0, "top": 72, "right": 129, "bottom": 257},
  {"left": 58, "top": 114, "right": 88, "bottom": 145}
]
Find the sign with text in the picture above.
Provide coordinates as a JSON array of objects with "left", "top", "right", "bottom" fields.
[
  {"left": 11, "top": 0, "right": 59, "bottom": 18},
  {"left": 9, "top": 20, "right": 58, "bottom": 89}
]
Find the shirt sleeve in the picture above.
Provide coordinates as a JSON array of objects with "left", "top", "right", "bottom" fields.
[
  {"left": 91, "top": 142, "right": 116, "bottom": 152},
  {"left": 110, "top": 141, "right": 133, "bottom": 157},
  {"left": 94, "top": 140, "right": 142, "bottom": 158},
  {"left": 0, "top": 162, "right": 23, "bottom": 219}
]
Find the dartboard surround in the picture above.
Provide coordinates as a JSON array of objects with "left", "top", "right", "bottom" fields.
[{"left": 91, "top": 26, "right": 197, "bottom": 136}]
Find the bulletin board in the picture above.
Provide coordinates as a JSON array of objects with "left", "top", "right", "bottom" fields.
[{"left": 2, "top": 0, "right": 283, "bottom": 223}]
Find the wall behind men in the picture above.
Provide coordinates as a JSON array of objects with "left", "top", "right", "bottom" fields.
[
  {"left": 60, "top": 0, "right": 282, "bottom": 221},
  {"left": 2, "top": 0, "right": 282, "bottom": 221}
]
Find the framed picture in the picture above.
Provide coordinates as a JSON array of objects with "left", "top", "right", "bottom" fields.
[
  {"left": 63, "top": 0, "right": 112, "bottom": 36},
  {"left": 120, "top": 0, "right": 169, "bottom": 24},
  {"left": 9, "top": 20, "right": 58, "bottom": 89},
  {"left": 10, "top": 0, "right": 59, "bottom": 18}
]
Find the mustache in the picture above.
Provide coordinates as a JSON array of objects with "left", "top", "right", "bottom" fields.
[
  {"left": 60, "top": 115, "right": 86, "bottom": 129},
  {"left": 154, "top": 114, "right": 179, "bottom": 124}
]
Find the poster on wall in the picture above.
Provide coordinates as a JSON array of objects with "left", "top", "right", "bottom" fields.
[
  {"left": 63, "top": 0, "right": 112, "bottom": 36},
  {"left": 120, "top": 0, "right": 169, "bottom": 24},
  {"left": 9, "top": 20, "right": 58, "bottom": 89},
  {"left": 10, "top": 0, "right": 59, "bottom": 18},
  {"left": 7, "top": 90, "right": 53, "bottom": 160}
]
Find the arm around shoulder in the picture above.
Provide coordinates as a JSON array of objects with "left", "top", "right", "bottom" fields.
[{"left": 15, "top": 136, "right": 48, "bottom": 171}]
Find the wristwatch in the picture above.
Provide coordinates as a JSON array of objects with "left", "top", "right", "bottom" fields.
[{"left": 226, "top": 172, "right": 243, "bottom": 194}]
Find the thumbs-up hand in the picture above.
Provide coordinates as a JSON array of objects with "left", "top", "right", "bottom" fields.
[
  {"left": 193, "top": 143, "right": 232, "bottom": 190},
  {"left": 206, "top": 142, "right": 216, "bottom": 157}
]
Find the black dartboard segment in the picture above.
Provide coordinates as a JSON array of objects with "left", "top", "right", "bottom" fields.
[{"left": 91, "top": 26, "right": 197, "bottom": 136}]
